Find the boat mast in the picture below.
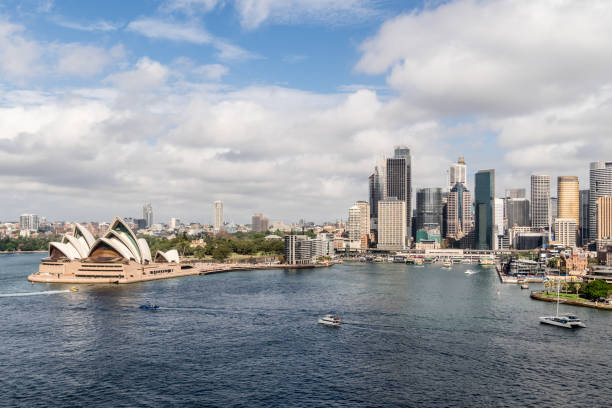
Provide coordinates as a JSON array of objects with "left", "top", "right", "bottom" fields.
[{"left": 556, "top": 275, "right": 560, "bottom": 317}]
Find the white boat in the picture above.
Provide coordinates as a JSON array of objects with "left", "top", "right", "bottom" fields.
[
  {"left": 318, "top": 315, "right": 341, "bottom": 327},
  {"left": 539, "top": 281, "right": 586, "bottom": 329},
  {"left": 464, "top": 269, "right": 476, "bottom": 274},
  {"left": 442, "top": 261, "right": 452, "bottom": 268},
  {"left": 539, "top": 315, "right": 586, "bottom": 328}
]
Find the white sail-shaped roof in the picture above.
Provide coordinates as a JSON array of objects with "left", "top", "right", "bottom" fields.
[
  {"left": 49, "top": 242, "right": 81, "bottom": 260},
  {"left": 74, "top": 223, "right": 95, "bottom": 248},
  {"left": 137, "top": 238, "right": 152, "bottom": 263},
  {"left": 62, "top": 234, "right": 89, "bottom": 258},
  {"left": 88, "top": 237, "right": 135, "bottom": 261},
  {"left": 105, "top": 217, "right": 141, "bottom": 259},
  {"left": 107, "top": 230, "right": 141, "bottom": 263},
  {"left": 155, "top": 249, "right": 180, "bottom": 263}
]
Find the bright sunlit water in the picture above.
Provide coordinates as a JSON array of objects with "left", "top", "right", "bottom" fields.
[{"left": 1, "top": 253, "right": 610, "bottom": 407}]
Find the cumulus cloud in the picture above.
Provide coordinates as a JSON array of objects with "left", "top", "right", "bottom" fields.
[
  {"left": 0, "top": 19, "right": 42, "bottom": 80},
  {"left": 357, "top": 0, "right": 612, "bottom": 116},
  {"left": 56, "top": 44, "right": 125, "bottom": 77}
]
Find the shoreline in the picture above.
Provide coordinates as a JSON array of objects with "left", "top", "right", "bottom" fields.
[
  {"left": 28, "top": 261, "right": 337, "bottom": 284},
  {"left": 1, "top": 250, "right": 47, "bottom": 254},
  {"left": 530, "top": 291, "right": 612, "bottom": 310}
]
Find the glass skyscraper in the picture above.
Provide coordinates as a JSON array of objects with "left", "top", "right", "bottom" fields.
[
  {"left": 474, "top": 170, "right": 495, "bottom": 250},
  {"left": 589, "top": 161, "right": 612, "bottom": 241},
  {"left": 386, "top": 146, "right": 412, "bottom": 242},
  {"left": 415, "top": 188, "right": 443, "bottom": 230}
]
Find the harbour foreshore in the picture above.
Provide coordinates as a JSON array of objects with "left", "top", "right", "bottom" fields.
[
  {"left": 530, "top": 291, "right": 612, "bottom": 310},
  {"left": 28, "top": 261, "right": 336, "bottom": 284}
]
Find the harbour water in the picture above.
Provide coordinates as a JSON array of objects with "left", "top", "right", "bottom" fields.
[{"left": 1, "top": 253, "right": 610, "bottom": 407}]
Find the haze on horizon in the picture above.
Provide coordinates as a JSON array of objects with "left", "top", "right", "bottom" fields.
[{"left": 1, "top": 0, "right": 611, "bottom": 224}]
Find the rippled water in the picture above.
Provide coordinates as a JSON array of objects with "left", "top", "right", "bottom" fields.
[{"left": 1, "top": 253, "right": 610, "bottom": 407}]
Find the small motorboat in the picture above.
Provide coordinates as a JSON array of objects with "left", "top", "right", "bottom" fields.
[
  {"left": 442, "top": 261, "right": 452, "bottom": 268},
  {"left": 69, "top": 286, "right": 79, "bottom": 292},
  {"left": 464, "top": 269, "right": 476, "bottom": 275},
  {"left": 140, "top": 302, "right": 159, "bottom": 310},
  {"left": 520, "top": 284, "right": 529, "bottom": 289},
  {"left": 318, "top": 315, "right": 341, "bottom": 327}
]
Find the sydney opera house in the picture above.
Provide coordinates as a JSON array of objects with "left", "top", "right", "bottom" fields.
[{"left": 28, "top": 217, "right": 195, "bottom": 284}]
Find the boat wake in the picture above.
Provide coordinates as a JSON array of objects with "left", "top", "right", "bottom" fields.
[{"left": 0, "top": 289, "right": 71, "bottom": 297}]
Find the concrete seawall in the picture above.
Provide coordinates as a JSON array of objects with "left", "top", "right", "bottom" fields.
[{"left": 530, "top": 291, "right": 612, "bottom": 310}]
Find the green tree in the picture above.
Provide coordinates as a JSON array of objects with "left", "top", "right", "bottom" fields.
[
  {"left": 212, "top": 245, "right": 232, "bottom": 262},
  {"left": 581, "top": 280, "right": 611, "bottom": 300}
]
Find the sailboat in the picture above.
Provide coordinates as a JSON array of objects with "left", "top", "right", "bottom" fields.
[{"left": 539, "top": 280, "right": 586, "bottom": 329}]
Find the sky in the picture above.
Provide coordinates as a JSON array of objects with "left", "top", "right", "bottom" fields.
[{"left": 1, "top": 0, "right": 611, "bottom": 225}]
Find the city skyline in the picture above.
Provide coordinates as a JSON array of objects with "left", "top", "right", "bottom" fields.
[{"left": 1, "top": 1, "right": 612, "bottom": 223}]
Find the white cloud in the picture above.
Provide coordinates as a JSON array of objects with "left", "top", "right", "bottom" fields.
[
  {"left": 127, "top": 18, "right": 212, "bottom": 44},
  {"left": 126, "top": 18, "right": 257, "bottom": 61},
  {"left": 105, "top": 57, "right": 169, "bottom": 93},
  {"left": 357, "top": 0, "right": 612, "bottom": 116},
  {"left": 0, "top": 19, "right": 42, "bottom": 80},
  {"left": 51, "top": 17, "right": 122, "bottom": 32},
  {"left": 160, "top": 0, "right": 221, "bottom": 14},
  {"left": 234, "top": 0, "right": 379, "bottom": 29},
  {"left": 193, "top": 63, "right": 228, "bottom": 80},
  {"left": 56, "top": 44, "right": 125, "bottom": 77}
]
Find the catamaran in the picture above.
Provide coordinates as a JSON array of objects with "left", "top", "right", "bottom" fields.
[{"left": 539, "top": 280, "right": 586, "bottom": 329}]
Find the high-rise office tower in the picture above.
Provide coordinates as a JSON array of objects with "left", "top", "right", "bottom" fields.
[
  {"left": 557, "top": 176, "right": 578, "bottom": 244},
  {"left": 596, "top": 196, "right": 612, "bottom": 239},
  {"left": 506, "top": 198, "right": 530, "bottom": 227},
  {"left": 475, "top": 170, "right": 495, "bottom": 249},
  {"left": 377, "top": 198, "right": 406, "bottom": 250},
  {"left": 494, "top": 197, "right": 504, "bottom": 234},
  {"left": 386, "top": 146, "right": 411, "bottom": 243},
  {"left": 449, "top": 157, "right": 467, "bottom": 190},
  {"left": 589, "top": 161, "right": 612, "bottom": 241},
  {"left": 368, "top": 160, "right": 385, "bottom": 231},
  {"left": 550, "top": 197, "right": 558, "bottom": 226},
  {"left": 348, "top": 205, "right": 361, "bottom": 243},
  {"left": 554, "top": 218, "right": 577, "bottom": 247},
  {"left": 213, "top": 201, "right": 223, "bottom": 232},
  {"left": 579, "top": 189, "right": 590, "bottom": 245},
  {"left": 557, "top": 176, "right": 579, "bottom": 224},
  {"left": 415, "top": 188, "right": 443, "bottom": 231},
  {"left": 251, "top": 213, "right": 262, "bottom": 232},
  {"left": 447, "top": 182, "right": 473, "bottom": 240},
  {"left": 355, "top": 201, "right": 371, "bottom": 249},
  {"left": 506, "top": 188, "right": 526, "bottom": 199},
  {"left": 19, "top": 214, "right": 40, "bottom": 231},
  {"left": 143, "top": 203, "right": 153, "bottom": 228},
  {"left": 530, "top": 175, "right": 550, "bottom": 230},
  {"left": 169, "top": 217, "right": 180, "bottom": 230}
]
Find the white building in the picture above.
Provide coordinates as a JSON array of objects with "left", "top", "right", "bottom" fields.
[
  {"left": 554, "top": 218, "right": 577, "bottom": 247},
  {"left": 377, "top": 198, "right": 406, "bottom": 250},
  {"left": 348, "top": 205, "right": 361, "bottom": 244},
  {"left": 531, "top": 175, "right": 550, "bottom": 230},
  {"left": 494, "top": 197, "right": 504, "bottom": 249},
  {"left": 449, "top": 156, "right": 467, "bottom": 190},
  {"left": 213, "top": 201, "right": 223, "bottom": 232},
  {"left": 19, "top": 214, "right": 39, "bottom": 231},
  {"left": 169, "top": 217, "right": 180, "bottom": 230}
]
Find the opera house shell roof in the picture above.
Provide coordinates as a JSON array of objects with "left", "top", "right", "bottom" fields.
[{"left": 48, "top": 217, "right": 179, "bottom": 264}]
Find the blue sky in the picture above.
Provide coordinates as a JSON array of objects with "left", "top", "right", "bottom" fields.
[{"left": 0, "top": 0, "right": 610, "bottom": 224}]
